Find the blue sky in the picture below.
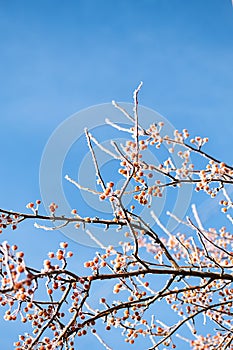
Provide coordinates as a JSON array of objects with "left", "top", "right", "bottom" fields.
[{"left": 0, "top": 0, "right": 233, "bottom": 349}]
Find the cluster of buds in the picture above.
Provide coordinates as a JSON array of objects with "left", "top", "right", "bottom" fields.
[
  {"left": 0, "top": 213, "right": 19, "bottom": 233},
  {"left": 190, "top": 136, "right": 209, "bottom": 148},
  {"left": 49, "top": 202, "right": 58, "bottom": 214},
  {"left": 26, "top": 199, "right": 41, "bottom": 214},
  {"left": 99, "top": 182, "right": 115, "bottom": 201}
]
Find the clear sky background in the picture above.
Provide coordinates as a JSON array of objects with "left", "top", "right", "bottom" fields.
[{"left": 0, "top": 1, "right": 233, "bottom": 349}]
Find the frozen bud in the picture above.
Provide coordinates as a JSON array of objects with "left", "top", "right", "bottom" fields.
[{"left": 26, "top": 202, "right": 34, "bottom": 209}]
